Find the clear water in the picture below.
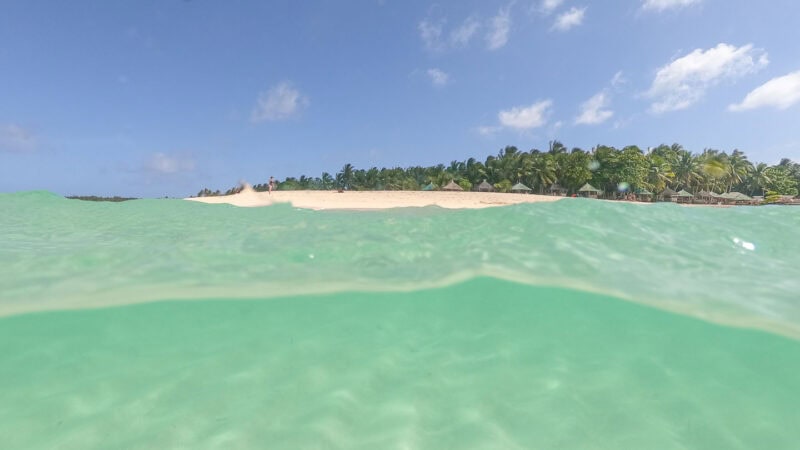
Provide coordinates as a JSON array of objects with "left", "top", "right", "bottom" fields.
[{"left": 1, "top": 191, "right": 799, "bottom": 449}]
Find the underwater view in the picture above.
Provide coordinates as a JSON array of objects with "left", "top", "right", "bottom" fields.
[{"left": 1, "top": 191, "right": 799, "bottom": 449}]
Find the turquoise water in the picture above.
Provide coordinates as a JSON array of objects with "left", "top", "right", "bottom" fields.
[{"left": 1, "top": 191, "right": 799, "bottom": 448}]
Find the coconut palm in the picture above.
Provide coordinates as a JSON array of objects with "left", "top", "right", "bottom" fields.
[
  {"left": 338, "top": 163, "right": 355, "bottom": 189},
  {"left": 670, "top": 150, "right": 702, "bottom": 191},
  {"left": 746, "top": 163, "right": 772, "bottom": 196},
  {"left": 646, "top": 153, "right": 673, "bottom": 192},
  {"left": 527, "top": 153, "right": 557, "bottom": 193},
  {"left": 727, "top": 149, "right": 753, "bottom": 192}
]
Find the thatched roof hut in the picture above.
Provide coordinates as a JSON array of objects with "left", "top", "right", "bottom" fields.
[
  {"left": 476, "top": 180, "right": 494, "bottom": 192},
  {"left": 422, "top": 182, "right": 435, "bottom": 191},
  {"left": 659, "top": 187, "right": 677, "bottom": 201},
  {"left": 578, "top": 183, "right": 601, "bottom": 198},
  {"left": 675, "top": 189, "right": 694, "bottom": 203},
  {"left": 720, "top": 192, "right": 753, "bottom": 204},
  {"left": 696, "top": 190, "right": 722, "bottom": 204},
  {"left": 635, "top": 188, "right": 653, "bottom": 201},
  {"left": 578, "top": 183, "right": 601, "bottom": 193},
  {"left": 442, "top": 180, "right": 463, "bottom": 191},
  {"left": 511, "top": 182, "right": 532, "bottom": 193}
]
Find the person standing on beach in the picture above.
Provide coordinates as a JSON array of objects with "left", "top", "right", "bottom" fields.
[{"left": 268, "top": 176, "right": 275, "bottom": 194}]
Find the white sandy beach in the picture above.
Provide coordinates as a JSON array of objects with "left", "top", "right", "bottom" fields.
[{"left": 185, "top": 187, "right": 567, "bottom": 210}]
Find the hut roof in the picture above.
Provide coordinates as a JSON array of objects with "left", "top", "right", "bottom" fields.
[
  {"left": 676, "top": 189, "right": 694, "bottom": 197},
  {"left": 442, "top": 180, "right": 463, "bottom": 191},
  {"left": 422, "top": 182, "right": 435, "bottom": 191},
  {"left": 721, "top": 191, "right": 752, "bottom": 201},
  {"left": 578, "top": 183, "right": 601, "bottom": 193},
  {"left": 477, "top": 180, "right": 494, "bottom": 192},
  {"left": 635, "top": 188, "right": 653, "bottom": 195},
  {"left": 511, "top": 182, "right": 532, "bottom": 192},
  {"left": 659, "top": 187, "right": 677, "bottom": 197}
]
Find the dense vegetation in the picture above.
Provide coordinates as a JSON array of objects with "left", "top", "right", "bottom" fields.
[{"left": 197, "top": 142, "right": 800, "bottom": 198}]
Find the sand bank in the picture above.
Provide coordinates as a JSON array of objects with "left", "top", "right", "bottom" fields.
[{"left": 185, "top": 187, "right": 566, "bottom": 210}]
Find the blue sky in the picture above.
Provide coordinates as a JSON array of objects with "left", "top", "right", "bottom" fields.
[{"left": 2, "top": 0, "right": 799, "bottom": 197}]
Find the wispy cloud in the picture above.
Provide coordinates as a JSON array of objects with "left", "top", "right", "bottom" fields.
[
  {"left": 645, "top": 43, "right": 768, "bottom": 113},
  {"left": 729, "top": 70, "right": 800, "bottom": 112},
  {"left": 0, "top": 124, "right": 37, "bottom": 153},
  {"left": 642, "top": 0, "right": 702, "bottom": 13},
  {"left": 575, "top": 91, "right": 614, "bottom": 125},
  {"left": 450, "top": 16, "right": 481, "bottom": 47},
  {"left": 418, "top": 19, "right": 445, "bottom": 52},
  {"left": 251, "top": 82, "right": 309, "bottom": 122},
  {"left": 419, "top": 7, "right": 513, "bottom": 52},
  {"left": 427, "top": 68, "right": 450, "bottom": 87},
  {"left": 498, "top": 100, "right": 553, "bottom": 129},
  {"left": 536, "top": 0, "right": 565, "bottom": 15},
  {"left": 146, "top": 152, "right": 195, "bottom": 175},
  {"left": 476, "top": 125, "right": 503, "bottom": 136},
  {"left": 552, "top": 7, "right": 586, "bottom": 32},
  {"left": 611, "top": 71, "right": 627, "bottom": 89},
  {"left": 486, "top": 6, "right": 512, "bottom": 50}
]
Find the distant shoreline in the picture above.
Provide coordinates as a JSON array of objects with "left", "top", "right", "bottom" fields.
[
  {"left": 185, "top": 188, "right": 565, "bottom": 210},
  {"left": 183, "top": 187, "right": 739, "bottom": 210}
]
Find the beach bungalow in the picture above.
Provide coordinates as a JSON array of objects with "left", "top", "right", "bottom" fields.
[
  {"left": 422, "top": 182, "right": 435, "bottom": 191},
  {"left": 634, "top": 188, "right": 654, "bottom": 202},
  {"left": 659, "top": 187, "right": 678, "bottom": 202},
  {"left": 476, "top": 180, "right": 494, "bottom": 192},
  {"left": 720, "top": 192, "right": 753, "bottom": 205},
  {"left": 675, "top": 189, "right": 695, "bottom": 204},
  {"left": 511, "top": 182, "right": 532, "bottom": 194},
  {"left": 548, "top": 183, "right": 568, "bottom": 197},
  {"left": 442, "top": 180, "right": 464, "bottom": 192},
  {"left": 578, "top": 183, "right": 601, "bottom": 198},
  {"left": 696, "top": 190, "right": 720, "bottom": 204}
]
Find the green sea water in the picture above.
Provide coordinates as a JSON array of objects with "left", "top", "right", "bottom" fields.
[{"left": 1, "top": 191, "right": 799, "bottom": 449}]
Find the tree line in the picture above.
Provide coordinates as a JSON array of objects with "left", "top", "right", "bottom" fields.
[{"left": 196, "top": 142, "right": 800, "bottom": 198}]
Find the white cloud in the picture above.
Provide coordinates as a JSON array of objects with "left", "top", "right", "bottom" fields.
[
  {"left": 645, "top": 43, "right": 768, "bottom": 113},
  {"left": 449, "top": 16, "right": 481, "bottom": 47},
  {"left": 611, "top": 71, "right": 627, "bottom": 88},
  {"left": 418, "top": 19, "right": 445, "bottom": 52},
  {"left": 552, "top": 7, "right": 586, "bottom": 32},
  {"left": 486, "top": 6, "right": 512, "bottom": 50},
  {"left": 476, "top": 125, "right": 503, "bottom": 136},
  {"left": 146, "top": 152, "right": 195, "bottom": 174},
  {"left": 251, "top": 82, "right": 309, "bottom": 122},
  {"left": 729, "top": 70, "right": 800, "bottom": 112},
  {"left": 642, "top": 0, "right": 702, "bottom": 12},
  {"left": 575, "top": 91, "right": 614, "bottom": 125},
  {"left": 538, "top": 0, "right": 565, "bottom": 15},
  {"left": 427, "top": 68, "right": 450, "bottom": 87},
  {"left": 0, "top": 124, "right": 36, "bottom": 152},
  {"left": 498, "top": 100, "right": 553, "bottom": 129}
]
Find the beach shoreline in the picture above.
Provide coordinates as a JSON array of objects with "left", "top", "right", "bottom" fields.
[
  {"left": 185, "top": 188, "right": 570, "bottom": 210},
  {"left": 184, "top": 187, "right": 733, "bottom": 210}
]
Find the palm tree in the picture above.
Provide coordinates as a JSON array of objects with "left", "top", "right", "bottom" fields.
[
  {"left": 321, "top": 172, "right": 334, "bottom": 190},
  {"left": 528, "top": 153, "right": 557, "bottom": 193},
  {"left": 548, "top": 140, "right": 568, "bottom": 155},
  {"left": 727, "top": 149, "right": 753, "bottom": 192},
  {"left": 646, "top": 153, "right": 673, "bottom": 192},
  {"left": 670, "top": 150, "right": 701, "bottom": 191},
  {"left": 746, "top": 163, "right": 772, "bottom": 196},
  {"left": 338, "top": 163, "right": 355, "bottom": 190}
]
